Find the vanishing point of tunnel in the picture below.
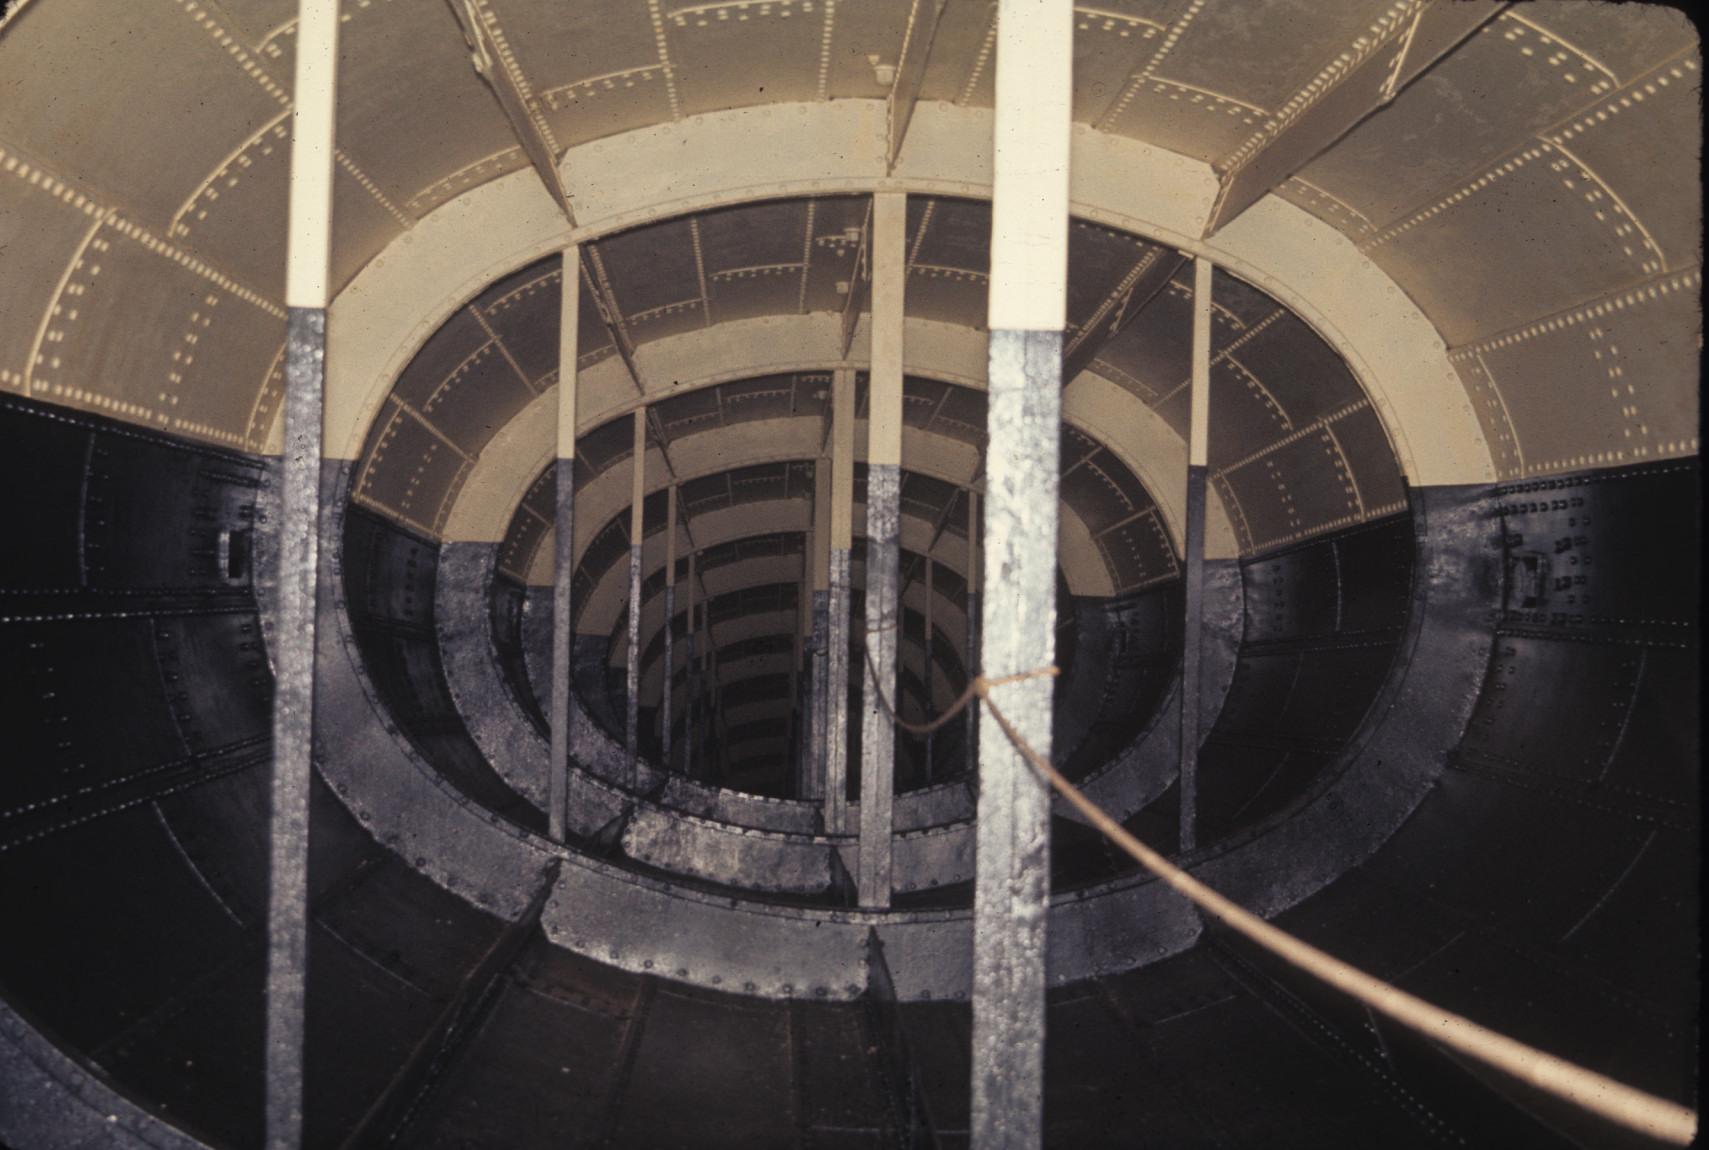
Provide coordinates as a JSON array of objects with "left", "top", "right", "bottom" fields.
[{"left": 0, "top": 0, "right": 1699, "bottom": 1147}]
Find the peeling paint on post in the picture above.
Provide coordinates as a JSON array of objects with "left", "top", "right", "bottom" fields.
[
  {"left": 269, "top": 1, "right": 339, "bottom": 1146},
  {"left": 1180, "top": 256, "right": 1213, "bottom": 853},
  {"left": 626, "top": 409, "right": 646, "bottom": 784},
  {"left": 825, "top": 368, "right": 856, "bottom": 834},
  {"left": 973, "top": 0, "right": 1071, "bottom": 1145},
  {"left": 859, "top": 191, "right": 907, "bottom": 909},
  {"left": 549, "top": 244, "right": 580, "bottom": 843}
]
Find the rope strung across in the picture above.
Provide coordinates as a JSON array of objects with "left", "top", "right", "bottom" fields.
[{"left": 861, "top": 646, "right": 1698, "bottom": 1147}]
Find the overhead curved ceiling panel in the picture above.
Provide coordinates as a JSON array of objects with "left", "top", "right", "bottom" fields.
[{"left": 348, "top": 234, "right": 1402, "bottom": 564}]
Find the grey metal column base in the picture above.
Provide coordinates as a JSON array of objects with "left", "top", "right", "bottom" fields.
[
  {"left": 624, "top": 543, "right": 643, "bottom": 781},
  {"left": 806, "top": 591, "right": 830, "bottom": 802},
  {"left": 661, "top": 583, "right": 675, "bottom": 769},
  {"left": 858, "top": 462, "right": 902, "bottom": 908},
  {"left": 824, "top": 548, "right": 853, "bottom": 834},
  {"left": 972, "top": 328, "right": 1062, "bottom": 1149},
  {"left": 1179, "top": 461, "right": 1208, "bottom": 852},
  {"left": 266, "top": 305, "right": 325, "bottom": 1150},
  {"left": 550, "top": 456, "right": 577, "bottom": 841}
]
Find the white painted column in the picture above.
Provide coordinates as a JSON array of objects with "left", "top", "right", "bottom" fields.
[
  {"left": 971, "top": 1, "right": 1072, "bottom": 1145},
  {"left": 858, "top": 191, "right": 907, "bottom": 909}
]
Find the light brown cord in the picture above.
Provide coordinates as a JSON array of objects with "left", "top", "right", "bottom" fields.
[
  {"left": 861, "top": 644, "right": 1058, "bottom": 736},
  {"left": 859, "top": 655, "right": 1698, "bottom": 1145}
]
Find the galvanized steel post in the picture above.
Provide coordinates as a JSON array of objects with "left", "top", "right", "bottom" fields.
[
  {"left": 683, "top": 550, "right": 697, "bottom": 779},
  {"left": 824, "top": 368, "right": 856, "bottom": 834},
  {"left": 268, "top": 1, "right": 339, "bottom": 1146},
  {"left": 806, "top": 456, "right": 832, "bottom": 802},
  {"left": 923, "top": 554, "right": 935, "bottom": 782},
  {"left": 971, "top": 1, "right": 1072, "bottom": 1145},
  {"left": 965, "top": 489, "right": 980, "bottom": 781},
  {"left": 626, "top": 409, "right": 646, "bottom": 782},
  {"left": 1180, "top": 256, "right": 1212, "bottom": 853},
  {"left": 548, "top": 245, "right": 580, "bottom": 843},
  {"left": 858, "top": 191, "right": 906, "bottom": 909},
  {"left": 662, "top": 483, "right": 677, "bottom": 770}
]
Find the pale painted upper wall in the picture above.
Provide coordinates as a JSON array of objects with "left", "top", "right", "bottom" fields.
[{"left": 0, "top": 0, "right": 1697, "bottom": 487}]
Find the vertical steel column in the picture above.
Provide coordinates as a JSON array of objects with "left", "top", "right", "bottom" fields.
[
  {"left": 268, "top": 2, "right": 339, "bottom": 1146},
  {"left": 683, "top": 551, "right": 697, "bottom": 779},
  {"left": 548, "top": 246, "right": 580, "bottom": 843},
  {"left": 1180, "top": 257, "right": 1213, "bottom": 853},
  {"left": 824, "top": 368, "right": 856, "bottom": 834},
  {"left": 625, "top": 410, "right": 646, "bottom": 782},
  {"left": 709, "top": 623, "right": 726, "bottom": 782},
  {"left": 791, "top": 624, "right": 806, "bottom": 796},
  {"left": 806, "top": 457, "right": 832, "bottom": 801},
  {"left": 972, "top": 1, "right": 1071, "bottom": 1145},
  {"left": 858, "top": 191, "right": 906, "bottom": 909},
  {"left": 923, "top": 555, "right": 935, "bottom": 782},
  {"left": 964, "top": 490, "right": 980, "bottom": 780},
  {"left": 662, "top": 483, "right": 677, "bottom": 770}
]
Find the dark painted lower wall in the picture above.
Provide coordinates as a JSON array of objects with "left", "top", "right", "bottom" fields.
[
  {"left": 0, "top": 398, "right": 527, "bottom": 1149},
  {"left": 0, "top": 391, "right": 1695, "bottom": 1150}
]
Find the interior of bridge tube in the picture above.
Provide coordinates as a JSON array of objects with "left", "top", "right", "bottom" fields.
[{"left": 0, "top": 0, "right": 1699, "bottom": 1147}]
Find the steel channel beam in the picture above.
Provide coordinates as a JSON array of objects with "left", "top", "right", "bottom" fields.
[
  {"left": 335, "top": 860, "right": 562, "bottom": 1148},
  {"left": 1180, "top": 256, "right": 1212, "bottom": 853},
  {"left": 884, "top": 0, "right": 950, "bottom": 172},
  {"left": 858, "top": 191, "right": 907, "bottom": 909},
  {"left": 447, "top": 0, "right": 576, "bottom": 224},
  {"left": 971, "top": 1, "right": 1071, "bottom": 1144},
  {"left": 266, "top": 2, "right": 339, "bottom": 1146}
]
